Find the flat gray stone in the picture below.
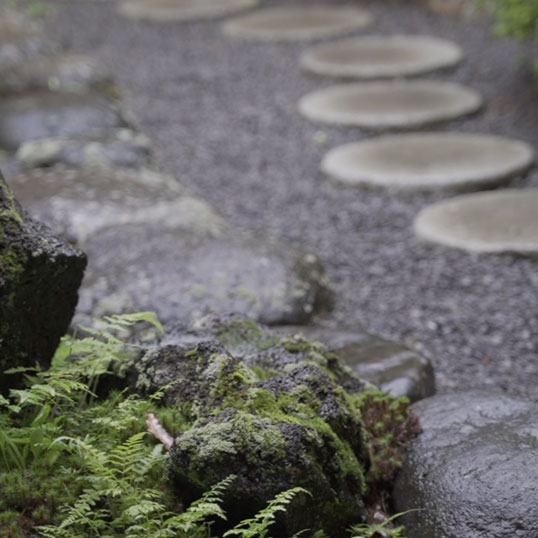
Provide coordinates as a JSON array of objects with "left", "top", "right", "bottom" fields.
[
  {"left": 393, "top": 391, "right": 538, "bottom": 538},
  {"left": 301, "top": 35, "right": 463, "bottom": 79},
  {"left": 0, "top": 53, "right": 112, "bottom": 95},
  {"left": 78, "top": 225, "right": 334, "bottom": 326},
  {"left": 16, "top": 129, "right": 152, "bottom": 170},
  {"left": 118, "top": 0, "right": 259, "bottom": 22},
  {"left": 414, "top": 188, "right": 538, "bottom": 254},
  {"left": 322, "top": 133, "right": 534, "bottom": 191},
  {"left": 7, "top": 166, "right": 226, "bottom": 244},
  {"left": 0, "top": 92, "right": 127, "bottom": 151},
  {"left": 222, "top": 7, "right": 373, "bottom": 41},
  {"left": 299, "top": 81, "right": 482, "bottom": 129},
  {"left": 274, "top": 325, "right": 435, "bottom": 402}
]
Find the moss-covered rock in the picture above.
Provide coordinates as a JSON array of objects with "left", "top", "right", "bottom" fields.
[
  {"left": 0, "top": 169, "right": 86, "bottom": 392},
  {"left": 134, "top": 316, "right": 416, "bottom": 536}
]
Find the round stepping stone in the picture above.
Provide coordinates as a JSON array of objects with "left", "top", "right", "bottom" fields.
[
  {"left": 301, "top": 35, "right": 463, "bottom": 79},
  {"left": 321, "top": 133, "right": 534, "bottom": 191},
  {"left": 222, "top": 7, "right": 373, "bottom": 41},
  {"left": 298, "top": 81, "right": 482, "bottom": 129},
  {"left": 118, "top": 0, "right": 259, "bottom": 22},
  {"left": 414, "top": 189, "right": 538, "bottom": 254}
]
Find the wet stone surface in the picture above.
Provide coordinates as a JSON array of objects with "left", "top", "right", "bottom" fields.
[
  {"left": 79, "top": 225, "right": 334, "bottom": 326},
  {"left": 394, "top": 391, "right": 538, "bottom": 538},
  {"left": 321, "top": 133, "right": 534, "bottom": 191},
  {"left": 414, "top": 188, "right": 538, "bottom": 254},
  {"left": 16, "top": 129, "right": 152, "bottom": 170},
  {"left": 7, "top": 166, "right": 225, "bottom": 244},
  {"left": 299, "top": 80, "right": 482, "bottom": 129},
  {"left": 0, "top": 92, "right": 127, "bottom": 151},
  {"left": 301, "top": 35, "right": 463, "bottom": 79},
  {"left": 274, "top": 325, "right": 435, "bottom": 402},
  {"left": 222, "top": 6, "right": 373, "bottom": 41}
]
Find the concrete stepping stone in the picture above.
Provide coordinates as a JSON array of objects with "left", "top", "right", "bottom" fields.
[
  {"left": 118, "top": 0, "right": 259, "bottom": 22},
  {"left": 322, "top": 133, "right": 534, "bottom": 191},
  {"left": 414, "top": 189, "right": 538, "bottom": 254},
  {"left": 301, "top": 35, "right": 463, "bottom": 79},
  {"left": 16, "top": 129, "right": 152, "bottom": 170},
  {"left": 299, "top": 81, "right": 482, "bottom": 129},
  {"left": 0, "top": 92, "right": 127, "bottom": 151},
  {"left": 222, "top": 7, "right": 373, "bottom": 41},
  {"left": 79, "top": 224, "right": 334, "bottom": 326},
  {"left": 7, "top": 166, "right": 226, "bottom": 244},
  {"left": 0, "top": 53, "right": 112, "bottom": 95},
  {"left": 273, "top": 325, "right": 435, "bottom": 402}
]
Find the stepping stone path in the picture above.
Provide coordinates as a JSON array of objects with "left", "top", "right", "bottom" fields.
[
  {"left": 414, "top": 189, "right": 538, "bottom": 254},
  {"left": 299, "top": 80, "right": 482, "bottom": 129},
  {"left": 118, "top": 0, "right": 259, "bottom": 22},
  {"left": 0, "top": 92, "right": 127, "bottom": 150},
  {"left": 322, "top": 133, "right": 534, "bottom": 191},
  {"left": 301, "top": 35, "right": 463, "bottom": 79},
  {"left": 221, "top": 7, "right": 373, "bottom": 41}
]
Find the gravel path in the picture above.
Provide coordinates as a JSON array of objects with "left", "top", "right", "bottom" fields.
[{"left": 46, "top": 0, "right": 538, "bottom": 399}]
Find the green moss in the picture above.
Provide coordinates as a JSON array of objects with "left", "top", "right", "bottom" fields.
[{"left": 216, "top": 319, "right": 280, "bottom": 356}]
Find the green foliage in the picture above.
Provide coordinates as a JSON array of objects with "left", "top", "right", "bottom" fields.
[
  {"left": 349, "top": 512, "right": 410, "bottom": 538},
  {"left": 482, "top": 0, "right": 538, "bottom": 39}
]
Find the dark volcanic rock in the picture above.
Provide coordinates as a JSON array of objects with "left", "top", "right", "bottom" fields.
[
  {"left": 393, "top": 391, "right": 538, "bottom": 538},
  {"left": 0, "top": 169, "right": 86, "bottom": 391},
  {"left": 0, "top": 53, "right": 112, "bottom": 95},
  {"left": 135, "top": 334, "right": 369, "bottom": 537},
  {"left": 0, "top": 92, "right": 127, "bottom": 150},
  {"left": 80, "top": 225, "right": 333, "bottom": 326},
  {"left": 7, "top": 166, "right": 223, "bottom": 244},
  {"left": 16, "top": 129, "right": 151, "bottom": 170},
  {"left": 274, "top": 325, "right": 435, "bottom": 402}
]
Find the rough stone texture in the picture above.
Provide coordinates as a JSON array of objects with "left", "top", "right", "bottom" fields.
[
  {"left": 0, "top": 169, "right": 86, "bottom": 392},
  {"left": 0, "top": 8, "right": 57, "bottom": 69},
  {"left": 7, "top": 166, "right": 225, "bottom": 244},
  {"left": 393, "top": 391, "right": 538, "bottom": 538},
  {"left": 0, "top": 92, "right": 127, "bottom": 151},
  {"left": 222, "top": 7, "right": 373, "bottom": 41},
  {"left": 0, "top": 53, "right": 112, "bottom": 95},
  {"left": 321, "top": 133, "right": 534, "bottom": 191},
  {"left": 301, "top": 35, "right": 463, "bottom": 79},
  {"left": 414, "top": 188, "right": 538, "bottom": 254},
  {"left": 274, "top": 325, "right": 435, "bottom": 402},
  {"left": 133, "top": 322, "right": 370, "bottom": 537},
  {"left": 16, "top": 129, "right": 152, "bottom": 170},
  {"left": 299, "top": 81, "right": 482, "bottom": 129},
  {"left": 79, "top": 225, "right": 333, "bottom": 326},
  {"left": 118, "top": 0, "right": 259, "bottom": 22}
]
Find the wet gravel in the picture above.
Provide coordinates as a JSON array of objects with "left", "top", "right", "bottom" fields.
[{"left": 45, "top": 0, "right": 538, "bottom": 399}]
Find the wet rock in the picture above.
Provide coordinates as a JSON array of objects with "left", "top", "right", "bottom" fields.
[
  {"left": 79, "top": 226, "right": 334, "bottom": 326},
  {"left": 0, "top": 9, "right": 57, "bottom": 69},
  {"left": 0, "top": 169, "right": 86, "bottom": 392},
  {"left": 0, "top": 53, "right": 112, "bottom": 95},
  {"left": 16, "top": 129, "right": 152, "bottom": 170},
  {"left": 274, "top": 325, "right": 435, "bottom": 402},
  {"left": 0, "top": 92, "right": 127, "bottom": 150},
  {"left": 8, "top": 166, "right": 226, "bottom": 244},
  {"left": 393, "top": 391, "right": 538, "bottom": 538},
  {"left": 135, "top": 330, "right": 369, "bottom": 536}
]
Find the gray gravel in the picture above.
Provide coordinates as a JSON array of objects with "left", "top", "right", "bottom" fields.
[{"left": 43, "top": 0, "right": 538, "bottom": 399}]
